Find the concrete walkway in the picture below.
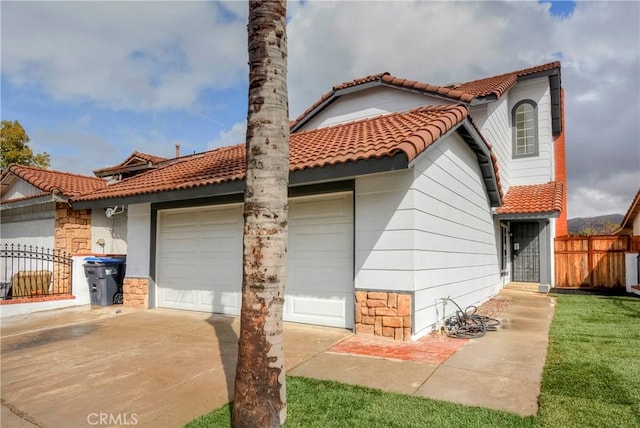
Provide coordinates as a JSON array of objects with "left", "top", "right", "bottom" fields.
[
  {"left": 1, "top": 306, "right": 349, "bottom": 428},
  {"left": 1, "top": 289, "right": 554, "bottom": 427},
  {"left": 291, "top": 289, "right": 556, "bottom": 415}
]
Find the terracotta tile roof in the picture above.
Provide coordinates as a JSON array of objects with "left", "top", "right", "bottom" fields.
[
  {"left": 73, "top": 105, "right": 501, "bottom": 203},
  {"left": 451, "top": 61, "right": 560, "bottom": 99},
  {"left": 291, "top": 61, "right": 561, "bottom": 130},
  {"left": 496, "top": 181, "right": 564, "bottom": 215},
  {"left": 1, "top": 164, "right": 107, "bottom": 200},
  {"left": 93, "top": 151, "right": 169, "bottom": 176}
]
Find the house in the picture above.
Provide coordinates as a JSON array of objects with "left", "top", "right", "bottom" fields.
[
  {"left": 71, "top": 61, "right": 567, "bottom": 341},
  {"left": 0, "top": 164, "right": 107, "bottom": 253},
  {"left": 616, "top": 188, "right": 640, "bottom": 238},
  {"left": 616, "top": 188, "right": 640, "bottom": 294},
  {"left": 93, "top": 150, "right": 170, "bottom": 182},
  {"left": 0, "top": 165, "right": 110, "bottom": 315}
]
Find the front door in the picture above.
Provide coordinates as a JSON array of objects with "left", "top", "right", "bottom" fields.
[{"left": 511, "top": 222, "right": 540, "bottom": 282}]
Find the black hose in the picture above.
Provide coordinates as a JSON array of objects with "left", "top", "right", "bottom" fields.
[{"left": 443, "top": 298, "right": 500, "bottom": 339}]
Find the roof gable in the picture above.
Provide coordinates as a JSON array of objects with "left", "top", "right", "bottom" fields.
[
  {"left": 72, "top": 105, "right": 502, "bottom": 207},
  {"left": 1, "top": 164, "right": 106, "bottom": 203},
  {"left": 291, "top": 61, "right": 561, "bottom": 133},
  {"left": 93, "top": 151, "right": 169, "bottom": 177},
  {"left": 616, "top": 188, "right": 640, "bottom": 234}
]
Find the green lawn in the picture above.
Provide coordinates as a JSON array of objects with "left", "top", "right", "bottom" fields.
[
  {"left": 186, "top": 293, "right": 640, "bottom": 428},
  {"left": 537, "top": 293, "right": 640, "bottom": 427}
]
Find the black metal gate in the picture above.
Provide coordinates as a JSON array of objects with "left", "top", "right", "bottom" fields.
[
  {"left": 0, "top": 244, "right": 73, "bottom": 299},
  {"left": 511, "top": 222, "right": 540, "bottom": 282}
]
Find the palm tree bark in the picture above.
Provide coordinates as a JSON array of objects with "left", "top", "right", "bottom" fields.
[{"left": 233, "top": 0, "right": 289, "bottom": 427}]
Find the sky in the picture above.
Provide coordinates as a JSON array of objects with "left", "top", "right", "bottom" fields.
[{"left": 1, "top": 0, "right": 639, "bottom": 219}]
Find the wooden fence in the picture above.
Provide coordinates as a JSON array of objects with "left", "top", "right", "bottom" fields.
[{"left": 554, "top": 235, "right": 631, "bottom": 288}]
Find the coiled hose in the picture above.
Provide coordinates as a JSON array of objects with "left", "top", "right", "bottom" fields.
[{"left": 443, "top": 298, "right": 500, "bottom": 339}]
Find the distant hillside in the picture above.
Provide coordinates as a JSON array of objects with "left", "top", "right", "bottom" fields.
[{"left": 568, "top": 214, "right": 624, "bottom": 235}]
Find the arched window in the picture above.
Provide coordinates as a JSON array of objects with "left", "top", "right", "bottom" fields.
[{"left": 512, "top": 100, "right": 538, "bottom": 158}]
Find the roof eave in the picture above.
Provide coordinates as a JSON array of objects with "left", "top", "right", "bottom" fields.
[
  {"left": 494, "top": 210, "right": 560, "bottom": 220},
  {"left": 456, "top": 120, "right": 503, "bottom": 207},
  {"left": 1, "top": 194, "right": 62, "bottom": 210},
  {"left": 71, "top": 153, "right": 409, "bottom": 210},
  {"left": 93, "top": 164, "right": 156, "bottom": 177}
]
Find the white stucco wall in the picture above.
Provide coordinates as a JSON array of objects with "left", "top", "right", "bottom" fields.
[
  {"left": 470, "top": 77, "right": 555, "bottom": 194},
  {"left": 0, "top": 256, "right": 91, "bottom": 318},
  {"left": 298, "top": 86, "right": 447, "bottom": 131},
  {"left": 355, "top": 169, "right": 414, "bottom": 291},
  {"left": 2, "top": 180, "right": 42, "bottom": 200},
  {"left": 410, "top": 133, "right": 502, "bottom": 337},
  {"left": 507, "top": 79, "right": 555, "bottom": 186},
  {"left": 633, "top": 214, "right": 640, "bottom": 235},
  {"left": 470, "top": 97, "right": 512, "bottom": 191},
  {"left": 0, "top": 217, "right": 55, "bottom": 250},
  {"left": 355, "top": 133, "right": 502, "bottom": 339},
  {"left": 91, "top": 208, "right": 128, "bottom": 254},
  {"left": 625, "top": 253, "right": 639, "bottom": 294}
]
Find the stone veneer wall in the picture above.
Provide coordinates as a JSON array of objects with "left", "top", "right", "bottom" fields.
[
  {"left": 355, "top": 291, "right": 412, "bottom": 342},
  {"left": 54, "top": 203, "right": 91, "bottom": 294},
  {"left": 54, "top": 203, "right": 91, "bottom": 254},
  {"left": 123, "top": 277, "right": 149, "bottom": 308}
]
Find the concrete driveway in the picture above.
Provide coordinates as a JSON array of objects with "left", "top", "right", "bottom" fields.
[{"left": 1, "top": 306, "right": 350, "bottom": 428}]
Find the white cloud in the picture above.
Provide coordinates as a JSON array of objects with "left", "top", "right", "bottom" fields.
[
  {"left": 208, "top": 121, "right": 247, "bottom": 149},
  {"left": 2, "top": 0, "right": 638, "bottom": 218},
  {"left": 568, "top": 169, "right": 640, "bottom": 219},
  {"left": 2, "top": 1, "right": 247, "bottom": 111},
  {"left": 285, "top": 0, "right": 639, "bottom": 218}
]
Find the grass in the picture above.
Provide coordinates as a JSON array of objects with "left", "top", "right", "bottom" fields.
[
  {"left": 537, "top": 294, "right": 640, "bottom": 427},
  {"left": 186, "top": 293, "right": 640, "bottom": 428}
]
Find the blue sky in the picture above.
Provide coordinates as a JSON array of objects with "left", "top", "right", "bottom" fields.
[
  {"left": 544, "top": 0, "right": 576, "bottom": 17},
  {"left": 1, "top": 0, "right": 638, "bottom": 219}
]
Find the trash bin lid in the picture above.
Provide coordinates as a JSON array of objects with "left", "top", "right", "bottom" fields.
[{"left": 84, "top": 257, "right": 126, "bottom": 263}]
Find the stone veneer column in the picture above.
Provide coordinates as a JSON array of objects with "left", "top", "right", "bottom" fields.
[
  {"left": 54, "top": 203, "right": 91, "bottom": 294},
  {"left": 54, "top": 203, "right": 92, "bottom": 254},
  {"left": 123, "top": 277, "right": 149, "bottom": 309},
  {"left": 355, "top": 291, "right": 412, "bottom": 342}
]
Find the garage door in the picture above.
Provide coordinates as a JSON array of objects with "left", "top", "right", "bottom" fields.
[
  {"left": 1, "top": 218, "right": 54, "bottom": 249},
  {"left": 157, "top": 204, "right": 243, "bottom": 314},
  {"left": 156, "top": 192, "right": 354, "bottom": 328},
  {"left": 286, "top": 193, "right": 354, "bottom": 328}
]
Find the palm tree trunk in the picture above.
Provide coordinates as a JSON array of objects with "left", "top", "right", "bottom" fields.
[{"left": 233, "top": 0, "right": 289, "bottom": 427}]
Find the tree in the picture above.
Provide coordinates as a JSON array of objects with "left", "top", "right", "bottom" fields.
[
  {"left": 0, "top": 120, "right": 50, "bottom": 169},
  {"left": 232, "top": 1, "right": 289, "bottom": 427},
  {"left": 578, "top": 220, "right": 620, "bottom": 236}
]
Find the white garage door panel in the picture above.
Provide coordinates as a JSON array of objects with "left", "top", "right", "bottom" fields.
[
  {"left": 157, "top": 193, "right": 353, "bottom": 328},
  {"left": 288, "top": 294, "right": 348, "bottom": 326},
  {"left": 285, "top": 193, "right": 354, "bottom": 328},
  {"left": 1, "top": 218, "right": 55, "bottom": 249},
  {"left": 157, "top": 205, "right": 243, "bottom": 314}
]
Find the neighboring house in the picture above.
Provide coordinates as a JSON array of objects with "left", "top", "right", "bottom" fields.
[
  {"left": 616, "top": 188, "right": 640, "bottom": 238},
  {"left": 1, "top": 165, "right": 108, "bottom": 314},
  {"left": 1, "top": 164, "right": 107, "bottom": 253},
  {"left": 616, "top": 188, "right": 640, "bottom": 293},
  {"left": 93, "top": 151, "right": 169, "bottom": 182},
  {"left": 72, "top": 61, "right": 567, "bottom": 341}
]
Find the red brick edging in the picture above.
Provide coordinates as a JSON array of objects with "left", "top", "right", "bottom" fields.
[{"left": 0, "top": 294, "right": 76, "bottom": 305}]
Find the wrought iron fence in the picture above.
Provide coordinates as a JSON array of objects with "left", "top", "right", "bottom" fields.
[{"left": 0, "top": 244, "right": 73, "bottom": 300}]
